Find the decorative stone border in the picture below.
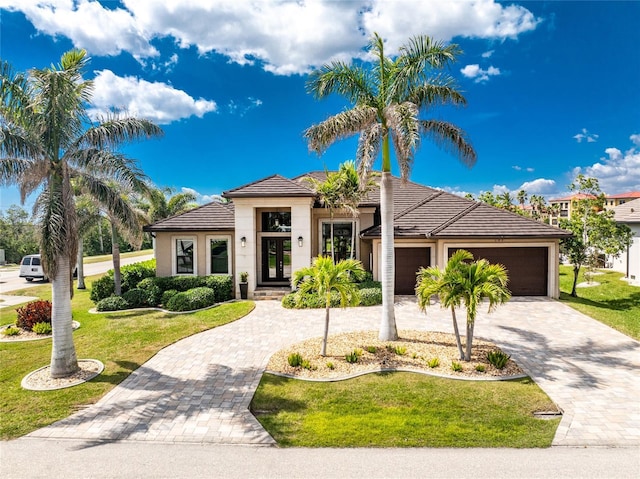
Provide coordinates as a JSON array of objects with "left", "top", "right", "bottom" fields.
[
  {"left": 21, "top": 359, "right": 104, "bottom": 391},
  {"left": 266, "top": 368, "right": 529, "bottom": 383},
  {"left": 0, "top": 321, "right": 80, "bottom": 342},
  {"left": 88, "top": 299, "right": 241, "bottom": 315}
]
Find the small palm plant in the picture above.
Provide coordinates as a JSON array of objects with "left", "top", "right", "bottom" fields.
[
  {"left": 292, "top": 256, "right": 366, "bottom": 356},
  {"left": 416, "top": 249, "right": 511, "bottom": 361}
]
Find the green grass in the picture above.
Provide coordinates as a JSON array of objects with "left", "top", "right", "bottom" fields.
[
  {"left": 81, "top": 249, "right": 153, "bottom": 265},
  {"left": 0, "top": 277, "right": 254, "bottom": 440},
  {"left": 559, "top": 265, "right": 640, "bottom": 340},
  {"left": 251, "top": 372, "right": 559, "bottom": 448}
]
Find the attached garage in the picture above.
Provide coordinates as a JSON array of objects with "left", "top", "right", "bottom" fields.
[
  {"left": 449, "top": 246, "right": 548, "bottom": 296},
  {"left": 395, "top": 247, "right": 430, "bottom": 295}
]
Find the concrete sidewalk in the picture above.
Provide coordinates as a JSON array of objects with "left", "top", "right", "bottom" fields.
[{"left": 25, "top": 297, "right": 640, "bottom": 447}]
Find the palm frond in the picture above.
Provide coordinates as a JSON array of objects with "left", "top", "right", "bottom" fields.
[
  {"left": 419, "top": 119, "right": 477, "bottom": 167},
  {"left": 68, "top": 148, "right": 150, "bottom": 194},
  {"left": 355, "top": 123, "right": 382, "bottom": 178},
  {"left": 18, "top": 160, "right": 50, "bottom": 203},
  {"left": 0, "top": 157, "right": 34, "bottom": 186},
  {"left": 386, "top": 102, "right": 420, "bottom": 180},
  {"left": 407, "top": 80, "right": 467, "bottom": 109},
  {"left": 80, "top": 116, "right": 163, "bottom": 150},
  {"left": 306, "top": 62, "right": 375, "bottom": 105},
  {"left": 305, "top": 106, "right": 378, "bottom": 154},
  {"left": 0, "top": 127, "right": 44, "bottom": 162}
]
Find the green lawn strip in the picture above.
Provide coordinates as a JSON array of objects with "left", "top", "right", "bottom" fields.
[
  {"left": 251, "top": 372, "right": 559, "bottom": 448},
  {"left": 0, "top": 279, "right": 254, "bottom": 440},
  {"left": 81, "top": 249, "right": 153, "bottom": 265},
  {"left": 558, "top": 266, "right": 640, "bottom": 340}
]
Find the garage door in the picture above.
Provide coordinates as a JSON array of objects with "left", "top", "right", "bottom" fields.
[
  {"left": 449, "top": 247, "right": 548, "bottom": 296},
  {"left": 395, "top": 247, "right": 430, "bottom": 295}
]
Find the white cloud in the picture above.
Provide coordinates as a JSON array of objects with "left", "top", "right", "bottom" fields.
[
  {"left": 512, "top": 165, "right": 522, "bottom": 171},
  {"left": 573, "top": 128, "right": 598, "bottom": 143},
  {"left": 492, "top": 184, "right": 509, "bottom": 195},
  {"left": 526, "top": 167, "right": 535, "bottom": 172},
  {"left": 571, "top": 139, "right": 640, "bottom": 193},
  {"left": 482, "top": 50, "right": 494, "bottom": 58},
  {"left": 440, "top": 186, "right": 473, "bottom": 199},
  {"left": 460, "top": 64, "right": 501, "bottom": 83},
  {"left": 519, "top": 178, "right": 556, "bottom": 194},
  {"left": 181, "top": 187, "right": 224, "bottom": 205},
  {"left": 227, "top": 97, "right": 263, "bottom": 117},
  {"left": 87, "top": 70, "right": 217, "bottom": 124},
  {"left": 4, "top": 0, "right": 540, "bottom": 75},
  {"left": 630, "top": 133, "right": 640, "bottom": 146}
]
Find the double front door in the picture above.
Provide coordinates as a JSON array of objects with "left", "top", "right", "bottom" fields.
[{"left": 261, "top": 237, "right": 291, "bottom": 283}]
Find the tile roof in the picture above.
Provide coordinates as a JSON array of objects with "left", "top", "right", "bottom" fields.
[
  {"left": 223, "top": 174, "right": 315, "bottom": 198},
  {"left": 143, "top": 201, "right": 234, "bottom": 232},
  {"left": 549, "top": 193, "right": 597, "bottom": 202},
  {"left": 606, "top": 191, "right": 640, "bottom": 200},
  {"left": 361, "top": 189, "right": 572, "bottom": 239},
  {"left": 612, "top": 198, "right": 640, "bottom": 223}
]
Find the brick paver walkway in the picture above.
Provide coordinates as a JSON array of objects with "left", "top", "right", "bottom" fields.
[{"left": 28, "top": 298, "right": 640, "bottom": 446}]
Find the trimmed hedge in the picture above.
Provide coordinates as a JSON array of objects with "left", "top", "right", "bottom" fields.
[
  {"left": 121, "top": 288, "right": 152, "bottom": 308},
  {"left": 281, "top": 280, "right": 382, "bottom": 309},
  {"left": 96, "top": 296, "right": 130, "bottom": 312},
  {"left": 90, "top": 259, "right": 156, "bottom": 303},
  {"left": 165, "top": 287, "right": 216, "bottom": 312}
]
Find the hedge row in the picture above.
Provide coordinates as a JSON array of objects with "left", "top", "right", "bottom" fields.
[{"left": 281, "top": 284, "right": 382, "bottom": 309}]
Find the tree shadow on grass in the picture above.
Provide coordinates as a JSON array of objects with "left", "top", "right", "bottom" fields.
[{"left": 561, "top": 291, "right": 640, "bottom": 312}]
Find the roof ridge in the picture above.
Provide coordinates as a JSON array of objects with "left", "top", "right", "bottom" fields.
[
  {"left": 427, "top": 201, "right": 481, "bottom": 236},
  {"left": 394, "top": 191, "right": 444, "bottom": 219}
]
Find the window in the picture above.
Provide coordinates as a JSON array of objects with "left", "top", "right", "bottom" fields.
[
  {"left": 174, "top": 238, "right": 195, "bottom": 275},
  {"left": 321, "top": 221, "right": 355, "bottom": 262},
  {"left": 261, "top": 212, "right": 291, "bottom": 232},
  {"left": 207, "top": 236, "right": 231, "bottom": 275}
]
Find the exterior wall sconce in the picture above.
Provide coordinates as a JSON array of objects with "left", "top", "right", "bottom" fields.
[
  {"left": 240, "top": 236, "right": 246, "bottom": 248},
  {"left": 298, "top": 236, "right": 303, "bottom": 247}
]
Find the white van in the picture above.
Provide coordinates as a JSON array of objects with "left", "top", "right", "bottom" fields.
[{"left": 19, "top": 254, "right": 48, "bottom": 282}]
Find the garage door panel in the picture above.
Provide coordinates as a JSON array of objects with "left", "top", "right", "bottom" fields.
[
  {"left": 395, "top": 247, "right": 430, "bottom": 295},
  {"left": 449, "top": 247, "right": 548, "bottom": 296}
]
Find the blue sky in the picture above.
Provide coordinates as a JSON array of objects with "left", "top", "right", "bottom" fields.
[{"left": 1, "top": 0, "right": 639, "bottom": 213}]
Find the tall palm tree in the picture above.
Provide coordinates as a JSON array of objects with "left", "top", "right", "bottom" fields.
[
  {"left": 292, "top": 256, "right": 366, "bottom": 356},
  {"left": 516, "top": 189, "right": 528, "bottom": 208},
  {"left": 0, "top": 50, "right": 162, "bottom": 378},
  {"left": 416, "top": 249, "right": 474, "bottom": 360},
  {"left": 305, "top": 33, "right": 476, "bottom": 341}
]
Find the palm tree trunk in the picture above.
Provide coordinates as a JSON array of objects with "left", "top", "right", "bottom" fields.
[
  {"left": 98, "top": 219, "right": 104, "bottom": 253},
  {"left": 379, "top": 171, "right": 398, "bottom": 341},
  {"left": 50, "top": 255, "right": 79, "bottom": 378},
  {"left": 321, "top": 301, "right": 330, "bottom": 357},
  {"left": 350, "top": 219, "right": 356, "bottom": 260},
  {"left": 76, "top": 238, "right": 85, "bottom": 289},
  {"left": 464, "top": 318, "right": 475, "bottom": 362},
  {"left": 571, "top": 265, "right": 580, "bottom": 297},
  {"left": 450, "top": 305, "right": 464, "bottom": 360},
  {"left": 111, "top": 221, "right": 122, "bottom": 296}
]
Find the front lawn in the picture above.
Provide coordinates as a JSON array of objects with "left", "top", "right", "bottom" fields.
[
  {"left": 251, "top": 372, "right": 559, "bottom": 448},
  {"left": 0, "top": 279, "right": 254, "bottom": 440},
  {"left": 559, "top": 266, "right": 640, "bottom": 340}
]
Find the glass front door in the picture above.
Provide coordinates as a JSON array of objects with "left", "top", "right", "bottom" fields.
[{"left": 262, "top": 237, "right": 291, "bottom": 282}]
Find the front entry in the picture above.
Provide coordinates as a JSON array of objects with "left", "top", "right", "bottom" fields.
[{"left": 261, "top": 237, "right": 292, "bottom": 283}]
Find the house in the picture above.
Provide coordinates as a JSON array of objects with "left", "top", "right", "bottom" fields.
[
  {"left": 144, "top": 172, "right": 571, "bottom": 299},
  {"left": 548, "top": 193, "right": 598, "bottom": 226},
  {"left": 604, "top": 191, "right": 640, "bottom": 210},
  {"left": 607, "top": 198, "right": 640, "bottom": 286}
]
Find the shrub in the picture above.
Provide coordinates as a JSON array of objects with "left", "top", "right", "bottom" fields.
[
  {"left": 96, "top": 296, "right": 130, "bottom": 312},
  {"left": 282, "top": 283, "right": 382, "bottom": 309},
  {"left": 122, "top": 288, "right": 151, "bottom": 308},
  {"left": 32, "top": 322, "right": 52, "bottom": 335},
  {"left": 359, "top": 287, "right": 382, "bottom": 306},
  {"left": 16, "top": 300, "right": 52, "bottom": 331},
  {"left": 326, "top": 362, "right": 335, "bottom": 370},
  {"left": 487, "top": 350, "right": 511, "bottom": 370},
  {"left": 475, "top": 364, "right": 486, "bottom": 373},
  {"left": 168, "top": 276, "right": 206, "bottom": 292},
  {"left": 345, "top": 349, "right": 362, "bottom": 364},
  {"left": 393, "top": 346, "right": 407, "bottom": 356},
  {"left": 2, "top": 326, "right": 20, "bottom": 336},
  {"left": 427, "top": 357, "right": 440, "bottom": 368},
  {"left": 165, "top": 287, "right": 216, "bottom": 312},
  {"left": 288, "top": 352, "right": 303, "bottom": 367},
  {"left": 90, "top": 275, "right": 115, "bottom": 303},
  {"left": 451, "top": 361, "right": 463, "bottom": 372},
  {"left": 161, "top": 289, "right": 178, "bottom": 306},
  {"left": 120, "top": 260, "right": 156, "bottom": 292},
  {"left": 301, "top": 359, "right": 316, "bottom": 371},
  {"left": 204, "top": 275, "right": 233, "bottom": 302},
  {"left": 136, "top": 277, "right": 163, "bottom": 305},
  {"left": 365, "top": 346, "right": 377, "bottom": 354}
]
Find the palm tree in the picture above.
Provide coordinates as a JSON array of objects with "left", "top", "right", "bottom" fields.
[
  {"left": 144, "top": 186, "right": 197, "bottom": 223},
  {"left": 497, "top": 191, "right": 515, "bottom": 212},
  {"left": 74, "top": 193, "right": 102, "bottom": 289},
  {"left": 0, "top": 50, "right": 162, "bottom": 378},
  {"left": 305, "top": 33, "right": 476, "bottom": 341},
  {"left": 416, "top": 249, "right": 473, "bottom": 360},
  {"left": 304, "top": 170, "right": 343, "bottom": 262},
  {"left": 292, "top": 256, "right": 366, "bottom": 356},
  {"left": 458, "top": 256, "right": 511, "bottom": 361}
]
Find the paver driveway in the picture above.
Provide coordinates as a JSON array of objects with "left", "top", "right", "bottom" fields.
[{"left": 28, "top": 298, "right": 640, "bottom": 446}]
